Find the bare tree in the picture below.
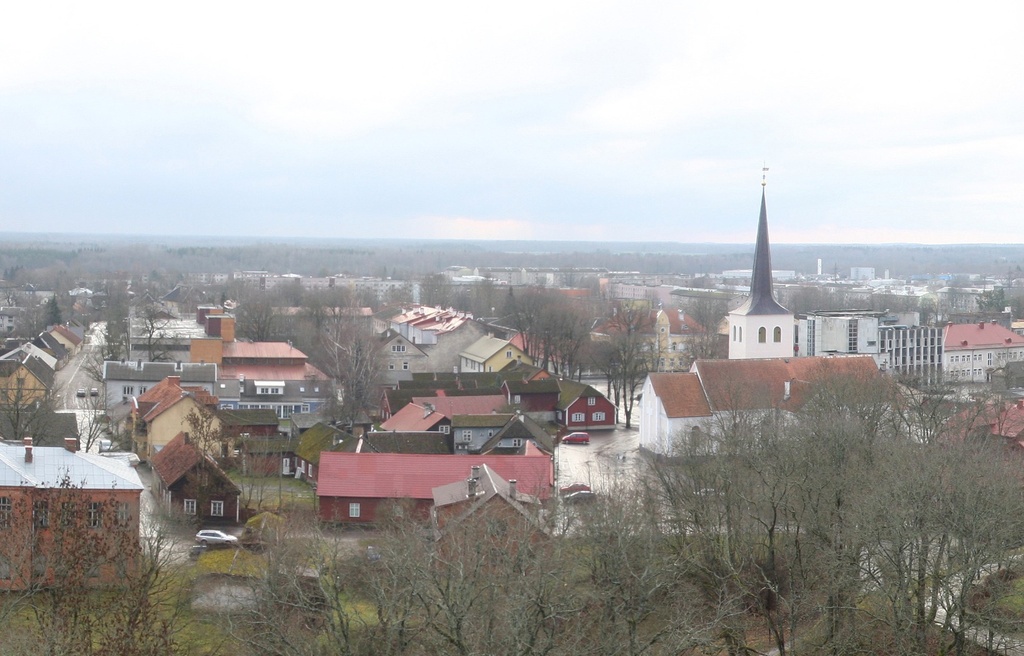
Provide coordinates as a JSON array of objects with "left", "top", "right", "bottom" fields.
[
  {"left": 318, "top": 315, "right": 383, "bottom": 425},
  {"left": 590, "top": 306, "right": 656, "bottom": 428},
  {"left": 134, "top": 306, "right": 172, "bottom": 362},
  {"left": 683, "top": 296, "right": 727, "bottom": 362}
]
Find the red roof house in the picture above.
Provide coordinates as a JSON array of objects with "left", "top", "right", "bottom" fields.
[{"left": 316, "top": 451, "right": 554, "bottom": 524}]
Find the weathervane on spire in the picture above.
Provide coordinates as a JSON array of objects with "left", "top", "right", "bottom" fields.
[{"left": 762, "top": 164, "right": 768, "bottom": 187}]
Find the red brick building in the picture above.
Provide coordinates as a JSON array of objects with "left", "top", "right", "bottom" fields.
[{"left": 0, "top": 437, "right": 143, "bottom": 590}]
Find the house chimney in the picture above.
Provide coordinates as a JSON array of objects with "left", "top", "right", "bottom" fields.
[
  {"left": 1017, "top": 400, "right": 1024, "bottom": 410},
  {"left": 508, "top": 479, "right": 517, "bottom": 499},
  {"left": 783, "top": 380, "right": 792, "bottom": 402},
  {"left": 183, "top": 432, "right": 190, "bottom": 445},
  {"left": 471, "top": 465, "right": 480, "bottom": 479},
  {"left": 23, "top": 436, "right": 32, "bottom": 463},
  {"left": 64, "top": 437, "right": 78, "bottom": 453},
  {"left": 423, "top": 403, "right": 434, "bottom": 418},
  {"left": 467, "top": 477, "right": 478, "bottom": 497},
  {"left": 979, "top": 322, "right": 985, "bottom": 329}
]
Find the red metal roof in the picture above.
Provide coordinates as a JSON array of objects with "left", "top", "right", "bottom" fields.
[
  {"left": 219, "top": 363, "right": 328, "bottom": 381},
  {"left": 944, "top": 322, "right": 1024, "bottom": 350},
  {"left": 379, "top": 403, "right": 447, "bottom": 431},
  {"left": 222, "top": 342, "right": 309, "bottom": 359},
  {"left": 316, "top": 452, "right": 554, "bottom": 500}
]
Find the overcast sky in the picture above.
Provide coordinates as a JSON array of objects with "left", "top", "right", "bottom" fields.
[{"left": 2, "top": 2, "right": 1022, "bottom": 245}]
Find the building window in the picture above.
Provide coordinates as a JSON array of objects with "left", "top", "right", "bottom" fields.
[
  {"left": 506, "top": 350, "right": 513, "bottom": 359},
  {"left": 117, "top": 502, "right": 131, "bottom": 525},
  {"left": 511, "top": 438, "right": 523, "bottom": 447},
  {"left": 211, "top": 501, "right": 224, "bottom": 517},
  {"left": 122, "top": 385, "right": 133, "bottom": 396},
  {"left": 593, "top": 411, "right": 606, "bottom": 422},
  {"left": 774, "top": 326, "right": 782, "bottom": 343},
  {"left": 0, "top": 497, "right": 10, "bottom": 529},
  {"left": 588, "top": 396, "right": 596, "bottom": 406},
  {"left": 402, "top": 361, "right": 409, "bottom": 370},
  {"left": 388, "top": 363, "right": 395, "bottom": 370},
  {"left": 439, "top": 425, "right": 450, "bottom": 434},
  {"left": 33, "top": 500, "right": 48, "bottom": 528},
  {"left": 184, "top": 499, "right": 196, "bottom": 515},
  {"left": 758, "top": 327, "right": 767, "bottom": 343},
  {"left": 513, "top": 394, "right": 521, "bottom": 404},
  {"left": 88, "top": 502, "right": 102, "bottom": 528},
  {"left": 571, "top": 412, "right": 585, "bottom": 423},
  {"left": 0, "top": 557, "right": 10, "bottom": 580},
  {"left": 461, "top": 429, "right": 473, "bottom": 441},
  {"left": 391, "top": 344, "right": 406, "bottom": 353},
  {"left": 349, "top": 503, "right": 361, "bottom": 518}
]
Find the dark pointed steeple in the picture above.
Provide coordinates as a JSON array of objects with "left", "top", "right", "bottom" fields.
[{"left": 734, "top": 187, "right": 789, "bottom": 316}]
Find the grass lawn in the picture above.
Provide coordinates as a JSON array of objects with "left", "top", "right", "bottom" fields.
[{"left": 230, "top": 472, "right": 315, "bottom": 513}]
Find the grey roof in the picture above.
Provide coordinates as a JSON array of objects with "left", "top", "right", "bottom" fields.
[
  {"left": 289, "top": 413, "right": 324, "bottom": 431},
  {"left": 33, "top": 333, "right": 68, "bottom": 360},
  {"left": 22, "top": 354, "right": 55, "bottom": 390},
  {"left": 732, "top": 189, "right": 790, "bottom": 317},
  {"left": 0, "top": 442, "right": 143, "bottom": 490},
  {"left": 103, "top": 361, "right": 218, "bottom": 383},
  {"left": 479, "top": 414, "right": 554, "bottom": 454},
  {"left": 238, "top": 378, "right": 329, "bottom": 403}
]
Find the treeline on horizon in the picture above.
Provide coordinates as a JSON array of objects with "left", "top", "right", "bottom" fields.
[{"left": 2, "top": 234, "right": 1024, "bottom": 282}]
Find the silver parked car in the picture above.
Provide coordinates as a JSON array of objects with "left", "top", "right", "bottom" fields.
[{"left": 195, "top": 529, "right": 238, "bottom": 546}]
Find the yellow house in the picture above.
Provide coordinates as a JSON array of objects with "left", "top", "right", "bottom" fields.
[
  {"left": 0, "top": 355, "right": 52, "bottom": 405},
  {"left": 131, "top": 376, "right": 221, "bottom": 459},
  {"left": 458, "top": 336, "right": 533, "bottom": 373}
]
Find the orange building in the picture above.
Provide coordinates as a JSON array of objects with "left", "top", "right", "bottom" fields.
[{"left": 0, "top": 438, "right": 143, "bottom": 590}]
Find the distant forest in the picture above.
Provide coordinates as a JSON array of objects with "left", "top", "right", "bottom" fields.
[{"left": 3, "top": 233, "right": 1024, "bottom": 281}]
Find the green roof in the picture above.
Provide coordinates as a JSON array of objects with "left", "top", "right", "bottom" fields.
[
  {"left": 296, "top": 423, "right": 349, "bottom": 463},
  {"left": 450, "top": 414, "right": 515, "bottom": 428},
  {"left": 556, "top": 380, "right": 603, "bottom": 410}
]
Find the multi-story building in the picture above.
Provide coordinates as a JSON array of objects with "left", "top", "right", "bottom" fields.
[
  {"left": 798, "top": 310, "right": 943, "bottom": 380},
  {"left": 943, "top": 321, "right": 1024, "bottom": 383},
  {"left": 0, "top": 437, "right": 143, "bottom": 590}
]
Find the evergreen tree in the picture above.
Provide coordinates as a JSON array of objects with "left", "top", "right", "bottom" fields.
[{"left": 44, "top": 295, "right": 62, "bottom": 327}]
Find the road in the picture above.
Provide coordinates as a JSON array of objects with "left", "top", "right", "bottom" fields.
[
  {"left": 556, "top": 424, "right": 641, "bottom": 492},
  {"left": 53, "top": 322, "right": 107, "bottom": 451}
]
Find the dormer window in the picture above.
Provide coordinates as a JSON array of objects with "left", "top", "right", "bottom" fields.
[{"left": 255, "top": 381, "right": 284, "bottom": 395}]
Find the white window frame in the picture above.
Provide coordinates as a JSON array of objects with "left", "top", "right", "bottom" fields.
[
  {"left": 184, "top": 499, "right": 197, "bottom": 515},
  {"left": 571, "top": 412, "right": 585, "bottom": 423},
  {"left": 593, "top": 411, "right": 606, "bottom": 422},
  {"left": 439, "top": 425, "right": 450, "bottom": 434},
  {"left": 88, "top": 502, "right": 102, "bottom": 529},
  {"left": 349, "top": 502, "right": 361, "bottom": 518},
  {"left": 587, "top": 397, "right": 596, "bottom": 406},
  {"left": 211, "top": 500, "right": 224, "bottom": 517}
]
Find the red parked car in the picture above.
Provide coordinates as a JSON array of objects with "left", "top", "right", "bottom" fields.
[{"left": 562, "top": 431, "right": 591, "bottom": 445}]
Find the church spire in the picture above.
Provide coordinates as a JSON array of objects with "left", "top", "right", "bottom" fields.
[{"left": 734, "top": 183, "right": 789, "bottom": 316}]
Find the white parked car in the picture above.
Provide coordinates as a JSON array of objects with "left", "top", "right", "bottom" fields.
[{"left": 195, "top": 529, "right": 238, "bottom": 546}]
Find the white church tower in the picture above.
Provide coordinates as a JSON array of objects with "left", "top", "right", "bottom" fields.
[{"left": 728, "top": 176, "right": 793, "bottom": 360}]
